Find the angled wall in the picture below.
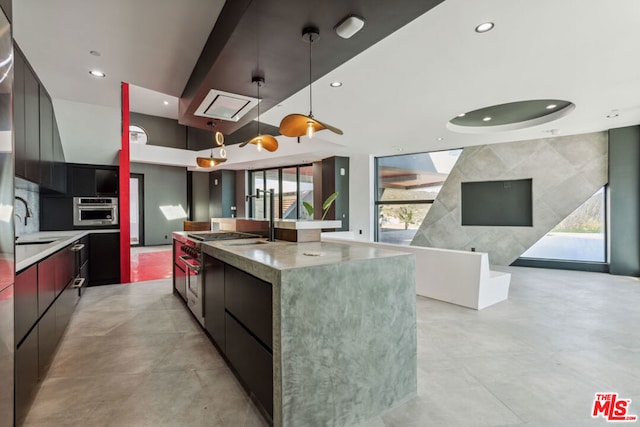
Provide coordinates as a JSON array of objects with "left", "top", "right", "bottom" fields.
[{"left": 412, "top": 132, "right": 608, "bottom": 266}]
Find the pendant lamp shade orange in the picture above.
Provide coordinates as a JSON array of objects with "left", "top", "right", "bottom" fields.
[
  {"left": 239, "top": 76, "right": 279, "bottom": 152},
  {"left": 196, "top": 121, "right": 227, "bottom": 167},
  {"left": 279, "top": 27, "right": 343, "bottom": 139}
]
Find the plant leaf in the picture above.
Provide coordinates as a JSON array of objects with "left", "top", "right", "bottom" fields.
[
  {"left": 322, "top": 192, "right": 339, "bottom": 210},
  {"left": 302, "top": 201, "right": 314, "bottom": 216}
]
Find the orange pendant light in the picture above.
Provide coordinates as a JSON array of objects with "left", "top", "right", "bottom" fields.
[
  {"left": 196, "top": 121, "right": 227, "bottom": 167},
  {"left": 279, "top": 27, "right": 343, "bottom": 139},
  {"left": 240, "top": 76, "right": 279, "bottom": 152}
]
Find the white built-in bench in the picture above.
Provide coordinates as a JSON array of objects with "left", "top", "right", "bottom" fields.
[{"left": 321, "top": 233, "right": 511, "bottom": 310}]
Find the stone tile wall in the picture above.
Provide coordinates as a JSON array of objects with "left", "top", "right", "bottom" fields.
[{"left": 412, "top": 132, "right": 608, "bottom": 265}]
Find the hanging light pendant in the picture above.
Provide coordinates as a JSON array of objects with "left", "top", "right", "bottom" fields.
[
  {"left": 196, "top": 121, "right": 227, "bottom": 168},
  {"left": 279, "top": 27, "right": 343, "bottom": 139},
  {"left": 240, "top": 76, "right": 279, "bottom": 152}
]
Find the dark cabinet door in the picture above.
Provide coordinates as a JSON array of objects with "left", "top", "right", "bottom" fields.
[
  {"left": 225, "top": 313, "right": 273, "bottom": 417},
  {"left": 15, "top": 329, "right": 39, "bottom": 426},
  {"left": 89, "top": 232, "right": 120, "bottom": 285},
  {"left": 14, "top": 265, "right": 38, "bottom": 345},
  {"left": 224, "top": 265, "right": 272, "bottom": 349},
  {"left": 38, "top": 255, "right": 56, "bottom": 317},
  {"left": 56, "top": 280, "right": 79, "bottom": 341},
  {"left": 39, "top": 86, "right": 54, "bottom": 189},
  {"left": 55, "top": 242, "right": 75, "bottom": 296},
  {"left": 13, "top": 48, "right": 26, "bottom": 178},
  {"left": 52, "top": 117, "right": 67, "bottom": 193},
  {"left": 71, "top": 165, "right": 97, "bottom": 197},
  {"left": 203, "top": 255, "right": 225, "bottom": 351},
  {"left": 24, "top": 63, "right": 40, "bottom": 183},
  {"left": 37, "top": 304, "right": 56, "bottom": 379}
]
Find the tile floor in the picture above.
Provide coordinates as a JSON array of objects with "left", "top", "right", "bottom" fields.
[
  {"left": 23, "top": 266, "right": 640, "bottom": 426},
  {"left": 130, "top": 245, "right": 172, "bottom": 283}
]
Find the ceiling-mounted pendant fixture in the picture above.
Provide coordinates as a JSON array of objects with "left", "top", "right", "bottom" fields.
[
  {"left": 240, "top": 76, "right": 278, "bottom": 152},
  {"left": 196, "top": 121, "right": 227, "bottom": 168},
  {"left": 279, "top": 27, "right": 343, "bottom": 140}
]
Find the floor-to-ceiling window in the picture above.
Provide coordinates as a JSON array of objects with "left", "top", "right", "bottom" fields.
[
  {"left": 520, "top": 187, "right": 607, "bottom": 262},
  {"left": 375, "top": 149, "right": 462, "bottom": 245},
  {"left": 249, "top": 163, "right": 314, "bottom": 219}
]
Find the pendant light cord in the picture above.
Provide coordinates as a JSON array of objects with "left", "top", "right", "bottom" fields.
[{"left": 308, "top": 34, "right": 313, "bottom": 117}]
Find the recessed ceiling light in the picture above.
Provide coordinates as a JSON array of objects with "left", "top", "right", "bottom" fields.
[
  {"left": 458, "top": 113, "right": 466, "bottom": 117},
  {"left": 482, "top": 116, "right": 492, "bottom": 122},
  {"left": 89, "top": 70, "right": 106, "bottom": 78},
  {"left": 330, "top": 81, "right": 343, "bottom": 88},
  {"left": 475, "top": 22, "right": 494, "bottom": 33},
  {"left": 546, "top": 104, "right": 557, "bottom": 110},
  {"left": 436, "top": 137, "right": 444, "bottom": 141},
  {"left": 89, "top": 50, "right": 101, "bottom": 57},
  {"left": 607, "top": 112, "right": 619, "bottom": 118},
  {"left": 163, "top": 100, "right": 169, "bottom": 106}
]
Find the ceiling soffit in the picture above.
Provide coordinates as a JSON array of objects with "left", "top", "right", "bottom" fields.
[{"left": 179, "top": 0, "right": 444, "bottom": 138}]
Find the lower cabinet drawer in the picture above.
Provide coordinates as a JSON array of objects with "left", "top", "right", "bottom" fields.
[
  {"left": 224, "top": 265, "right": 272, "bottom": 349},
  {"left": 38, "top": 305, "right": 57, "bottom": 379},
  {"left": 225, "top": 313, "right": 273, "bottom": 418},
  {"left": 15, "top": 329, "right": 38, "bottom": 426}
]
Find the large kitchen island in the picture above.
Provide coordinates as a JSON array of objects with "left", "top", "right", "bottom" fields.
[{"left": 173, "top": 232, "right": 417, "bottom": 427}]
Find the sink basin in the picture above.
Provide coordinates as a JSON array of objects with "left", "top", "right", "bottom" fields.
[
  {"left": 16, "top": 240, "right": 56, "bottom": 246},
  {"left": 223, "top": 240, "right": 269, "bottom": 246}
]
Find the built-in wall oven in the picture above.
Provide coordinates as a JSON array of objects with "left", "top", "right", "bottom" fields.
[{"left": 73, "top": 197, "right": 118, "bottom": 226}]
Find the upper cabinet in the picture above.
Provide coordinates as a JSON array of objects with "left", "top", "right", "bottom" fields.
[{"left": 14, "top": 46, "right": 67, "bottom": 193}]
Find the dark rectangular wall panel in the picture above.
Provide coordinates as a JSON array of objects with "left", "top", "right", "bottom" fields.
[
  {"left": 609, "top": 126, "right": 640, "bottom": 276},
  {"left": 190, "top": 171, "right": 210, "bottom": 221}
]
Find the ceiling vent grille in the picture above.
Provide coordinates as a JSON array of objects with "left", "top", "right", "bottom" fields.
[{"left": 194, "top": 89, "right": 259, "bottom": 122}]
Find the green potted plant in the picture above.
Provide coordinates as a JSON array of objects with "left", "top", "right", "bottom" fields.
[{"left": 302, "top": 192, "right": 339, "bottom": 221}]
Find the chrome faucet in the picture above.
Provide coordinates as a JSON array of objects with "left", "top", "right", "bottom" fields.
[
  {"left": 15, "top": 196, "right": 33, "bottom": 226},
  {"left": 247, "top": 189, "right": 275, "bottom": 242}
]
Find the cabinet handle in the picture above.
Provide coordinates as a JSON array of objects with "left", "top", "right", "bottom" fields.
[
  {"left": 71, "top": 277, "right": 85, "bottom": 289},
  {"left": 71, "top": 244, "right": 85, "bottom": 252}
]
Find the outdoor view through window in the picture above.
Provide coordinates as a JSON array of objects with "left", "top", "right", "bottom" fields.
[
  {"left": 376, "top": 149, "right": 461, "bottom": 245},
  {"left": 521, "top": 187, "right": 606, "bottom": 262}
]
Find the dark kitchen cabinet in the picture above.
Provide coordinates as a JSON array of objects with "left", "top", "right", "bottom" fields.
[
  {"left": 203, "top": 255, "right": 225, "bottom": 351},
  {"left": 37, "top": 255, "right": 56, "bottom": 318},
  {"left": 13, "top": 49, "right": 26, "bottom": 178},
  {"left": 52, "top": 117, "right": 67, "bottom": 193},
  {"left": 37, "top": 305, "right": 56, "bottom": 379},
  {"left": 89, "top": 232, "right": 120, "bottom": 285},
  {"left": 14, "top": 265, "right": 38, "bottom": 345},
  {"left": 71, "top": 165, "right": 118, "bottom": 197},
  {"left": 199, "top": 256, "right": 273, "bottom": 418},
  {"left": 225, "top": 313, "right": 273, "bottom": 418},
  {"left": 224, "top": 265, "right": 272, "bottom": 349},
  {"left": 39, "top": 86, "right": 54, "bottom": 189},
  {"left": 14, "top": 328, "right": 38, "bottom": 426},
  {"left": 24, "top": 58, "right": 41, "bottom": 184}
]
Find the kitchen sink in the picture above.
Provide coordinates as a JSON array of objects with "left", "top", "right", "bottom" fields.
[
  {"left": 223, "top": 240, "right": 269, "bottom": 246},
  {"left": 16, "top": 240, "right": 56, "bottom": 246}
]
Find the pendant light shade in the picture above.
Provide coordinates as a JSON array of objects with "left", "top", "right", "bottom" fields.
[
  {"left": 196, "top": 121, "right": 227, "bottom": 168},
  {"left": 240, "top": 76, "right": 279, "bottom": 152},
  {"left": 278, "top": 27, "right": 343, "bottom": 139}
]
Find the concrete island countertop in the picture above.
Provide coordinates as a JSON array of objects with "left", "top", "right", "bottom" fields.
[
  {"left": 172, "top": 231, "right": 417, "bottom": 426},
  {"left": 16, "top": 229, "right": 118, "bottom": 272}
]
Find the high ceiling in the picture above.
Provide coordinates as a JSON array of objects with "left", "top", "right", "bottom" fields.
[{"left": 12, "top": 0, "right": 640, "bottom": 170}]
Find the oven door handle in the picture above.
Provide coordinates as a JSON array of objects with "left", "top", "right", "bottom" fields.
[{"left": 179, "top": 255, "right": 201, "bottom": 274}]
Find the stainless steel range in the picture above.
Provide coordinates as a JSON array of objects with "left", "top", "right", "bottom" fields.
[{"left": 174, "top": 231, "right": 261, "bottom": 326}]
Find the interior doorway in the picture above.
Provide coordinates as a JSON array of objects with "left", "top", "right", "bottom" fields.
[{"left": 130, "top": 174, "right": 144, "bottom": 246}]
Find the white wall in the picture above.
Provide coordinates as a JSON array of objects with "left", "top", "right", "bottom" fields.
[
  {"left": 53, "top": 99, "right": 121, "bottom": 165},
  {"left": 348, "top": 153, "right": 374, "bottom": 241}
]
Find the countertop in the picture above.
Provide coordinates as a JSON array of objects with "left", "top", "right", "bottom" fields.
[
  {"left": 173, "top": 231, "right": 412, "bottom": 284},
  {"left": 16, "top": 229, "right": 118, "bottom": 272}
]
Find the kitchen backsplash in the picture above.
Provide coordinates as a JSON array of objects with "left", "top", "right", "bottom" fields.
[{"left": 15, "top": 177, "right": 39, "bottom": 236}]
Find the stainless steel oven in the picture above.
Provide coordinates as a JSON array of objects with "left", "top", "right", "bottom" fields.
[
  {"left": 73, "top": 197, "right": 118, "bottom": 226},
  {"left": 179, "top": 244, "right": 204, "bottom": 326}
]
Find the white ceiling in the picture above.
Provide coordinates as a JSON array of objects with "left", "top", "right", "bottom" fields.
[{"left": 12, "top": 0, "right": 640, "bottom": 168}]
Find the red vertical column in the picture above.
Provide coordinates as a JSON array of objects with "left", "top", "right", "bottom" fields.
[{"left": 119, "top": 82, "right": 131, "bottom": 284}]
